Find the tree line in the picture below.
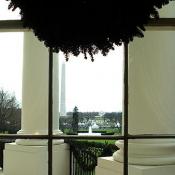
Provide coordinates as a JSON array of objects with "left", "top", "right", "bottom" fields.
[
  {"left": 0, "top": 89, "right": 21, "bottom": 133},
  {"left": 60, "top": 106, "right": 122, "bottom": 133}
]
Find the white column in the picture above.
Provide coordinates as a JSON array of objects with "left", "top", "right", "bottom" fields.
[
  {"left": 53, "top": 52, "right": 62, "bottom": 134},
  {"left": 113, "top": 0, "right": 175, "bottom": 164},
  {"left": 113, "top": 29, "right": 175, "bottom": 164},
  {"left": 16, "top": 31, "right": 62, "bottom": 145},
  {"left": 3, "top": 31, "right": 69, "bottom": 175}
]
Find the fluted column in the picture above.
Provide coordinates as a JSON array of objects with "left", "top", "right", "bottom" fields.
[
  {"left": 113, "top": 28, "right": 175, "bottom": 165},
  {"left": 16, "top": 31, "right": 62, "bottom": 145}
]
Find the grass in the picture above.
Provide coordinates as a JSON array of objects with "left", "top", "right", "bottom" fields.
[
  {"left": 75, "top": 139, "right": 116, "bottom": 145},
  {"left": 87, "top": 139, "right": 116, "bottom": 144}
]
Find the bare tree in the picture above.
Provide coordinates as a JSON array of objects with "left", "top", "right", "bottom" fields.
[{"left": 0, "top": 89, "right": 20, "bottom": 133}]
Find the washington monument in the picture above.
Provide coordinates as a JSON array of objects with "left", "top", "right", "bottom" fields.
[{"left": 60, "top": 61, "right": 66, "bottom": 116}]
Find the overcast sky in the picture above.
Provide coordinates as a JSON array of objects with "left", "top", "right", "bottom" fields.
[
  {"left": 0, "top": 1, "right": 124, "bottom": 112},
  {"left": 59, "top": 47, "right": 123, "bottom": 112}
]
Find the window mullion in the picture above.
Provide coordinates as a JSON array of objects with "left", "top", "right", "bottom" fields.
[
  {"left": 48, "top": 47, "right": 53, "bottom": 175},
  {"left": 123, "top": 42, "right": 129, "bottom": 175}
]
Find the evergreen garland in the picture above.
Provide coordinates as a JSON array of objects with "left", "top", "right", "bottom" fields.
[{"left": 6, "top": 0, "right": 171, "bottom": 61}]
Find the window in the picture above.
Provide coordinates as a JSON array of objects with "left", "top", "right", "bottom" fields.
[
  {"left": 59, "top": 47, "right": 123, "bottom": 135},
  {"left": 0, "top": 1, "right": 21, "bottom": 20},
  {"left": 0, "top": 32, "right": 23, "bottom": 135},
  {"left": 0, "top": 2, "right": 175, "bottom": 175}
]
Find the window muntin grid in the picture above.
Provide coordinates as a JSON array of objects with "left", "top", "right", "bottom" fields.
[{"left": 0, "top": 19, "right": 175, "bottom": 175}]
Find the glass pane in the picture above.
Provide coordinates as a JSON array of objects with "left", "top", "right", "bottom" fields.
[
  {"left": 129, "top": 30, "right": 175, "bottom": 135},
  {"left": 0, "top": 1, "right": 21, "bottom": 20},
  {"left": 0, "top": 32, "right": 23, "bottom": 134},
  {"left": 158, "top": 1, "right": 175, "bottom": 18},
  {"left": 59, "top": 47, "right": 123, "bottom": 136}
]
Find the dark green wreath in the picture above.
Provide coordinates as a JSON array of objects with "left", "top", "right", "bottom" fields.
[{"left": 7, "top": 0, "right": 170, "bottom": 61}]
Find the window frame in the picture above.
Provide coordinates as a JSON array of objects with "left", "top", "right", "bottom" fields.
[{"left": 0, "top": 18, "right": 175, "bottom": 175}]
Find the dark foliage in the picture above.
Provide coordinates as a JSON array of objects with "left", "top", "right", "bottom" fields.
[
  {"left": 7, "top": 0, "right": 170, "bottom": 61},
  {"left": 104, "top": 112, "right": 122, "bottom": 123},
  {"left": 68, "top": 140, "right": 118, "bottom": 171},
  {"left": 72, "top": 106, "right": 79, "bottom": 134}
]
